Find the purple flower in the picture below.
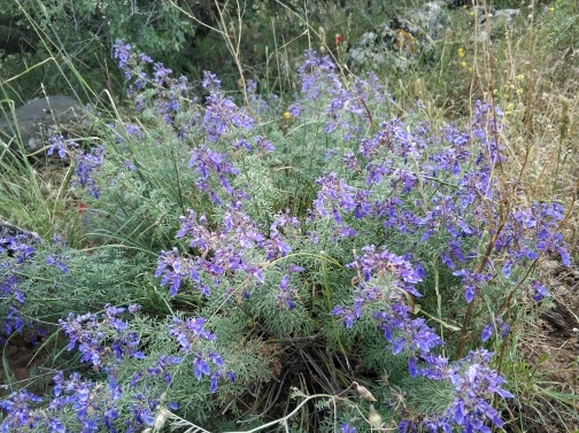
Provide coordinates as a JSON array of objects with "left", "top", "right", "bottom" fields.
[
  {"left": 480, "top": 323, "right": 494, "bottom": 343},
  {"left": 146, "top": 355, "right": 182, "bottom": 385},
  {"left": 59, "top": 305, "right": 144, "bottom": 368},
  {"left": 0, "top": 390, "right": 43, "bottom": 427},
  {"left": 153, "top": 62, "right": 172, "bottom": 85},
  {"left": 138, "top": 53, "right": 153, "bottom": 64},
  {"left": 156, "top": 247, "right": 189, "bottom": 296},
  {"left": 46, "top": 254, "right": 70, "bottom": 274},
  {"left": 124, "top": 122, "right": 142, "bottom": 137},
  {"left": 73, "top": 146, "right": 105, "bottom": 199},
  {"left": 168, "top": 317, "right": 216, "bottom": 352},
  {"left": 3, "top": 306, "right": 25, "bottom": 336},
  {"left": 530, "top": 280, "right": 549, "bottom": 301},
  {"left": 277, "top": 274, "right": 298, "bottom": 310},
  {"left": 481, "top": 316, "right": 509, "bottom": 342},
  {"left": 313, "top": 172, "right": 357, "bottom": 222},
  {"left": 47, "top": 134, "right": 78, "bottom": 158},
  {"left": 188, "top": 146, "right": 241, "bottom": 199},
  {"left": 209, "top": 373, "right": 220, "bottom": 394},
  {"left": 255, "top": 135, "right": 276, "bottom": 152},
  {"left": 288, "top": 102, "right": 302, "bottom": 117},
  {"left": 297, "top": 49, "right": 340, "bottom": 101},
  {"left": 194, "top": 355, "right": 211, "bottom": 380},
  {"left": 341, "top": 423, "right": 358, "bottom": 433},
  {"left": 202, "top": 71, "right": 222, "bottom": 90},
  {"left": 202, "top": 91, "right": 254, "bottom": 141},
  {"left": 418, "top": 351, "right": 513, "bottom": 432},
  {"left": 1, "top": 233, "right": 37, "bottom": 264},
  {"left": 113, "top": 40, "right": 133, "bottom": 79},
  {"left": 48, "top": 417, "right": 65, "bottom": 433},
  {"left": 167, "top": 318, "right": 232, "bottom": 393},
  {"left": 452, "top": 269, "right": 491, "bottom": 304},
  {"left": 262, "top": 212, "right": 298, "bottom": 260},
  {"left": 332, "top": 305, "right": 357, "bottom": 329}
]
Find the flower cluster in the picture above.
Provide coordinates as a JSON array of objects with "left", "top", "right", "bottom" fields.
[
  {"left": 114, "top": 39, "right": 196, "bottom": 129},
  {"left": 168, "top": 317, "right": 234, "bottom": 393},
  {"left": 59, "top": 304, "right": 145, "bottom": 369},
  {"left": 0, "top": 227, "right": 40, "bottom": 339},
  {"left": 202, "top": 71, "right": 255, "bottom": 142},
  {"left": 47, "top": 134, "right": 79, "bottom": 158},
  {"left": 73, "top": 145, "right": 105, "bottom": 199},
  {"left": 47, "top": 134, "right": 105, "bottom": 199},
  {"left": 0, "top": 390, "right": 48, "bottom": 432},
  {"left": 45, "top": 254, "right": 70, "bottom": 274},
  {"left": 295, "top": 50, "right": 567, "bottom": 430},
  {"left": 0, "top": 370, "right": 149, "bottom": 433},
  {"left": 332, "top": 246, "right": 443, "bottom": 375},
  {"left": 50, "top": 371, "right": 124, "bottom": 432},
  {"left": 421, "top": 350, "right": 514, "bottom": 433},
  {"left": 156, "top": 205, "right": 302, "bottom": 301},
  {"left": 297, "top": 49, "right": 389, "bottom": 139}
]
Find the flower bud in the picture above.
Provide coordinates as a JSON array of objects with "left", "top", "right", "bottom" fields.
[
  {"left": 368, "top": 404, "right": 382, "bottom": 428},
  {"left": 353, "top": 381, "right": 377, "bottom": 402}
]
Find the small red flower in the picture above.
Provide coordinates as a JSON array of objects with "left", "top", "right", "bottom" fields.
[
  {"left": 335, "top": 34, "right": 344, "bottom": 46},
  {"left": 77, "top": 202, "right": 88, "bottom": 212}
]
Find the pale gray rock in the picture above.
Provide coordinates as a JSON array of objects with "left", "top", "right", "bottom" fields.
[
  {"left": 405, "top": 1, "right": 451, "bottom": 41},
  {"left": 473, "top": 8, "right": 521, "bottom": 41},
  {"left": 348, "top": 2, "right": 449, "bottom": 71},
  {"left": 481, "top": 9, "right": 522, "bottom": 36},
  {"left": 0, "top": 95, "right": 86, "bottom": 155}
]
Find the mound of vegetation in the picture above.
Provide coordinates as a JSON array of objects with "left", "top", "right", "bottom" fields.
[{"left": 1, "top": 0, "right": 578, "bottom": 432}]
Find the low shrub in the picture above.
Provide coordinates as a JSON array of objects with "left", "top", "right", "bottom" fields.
[{"left": 0, "top": 39, "right": 571, "bottom": 432}]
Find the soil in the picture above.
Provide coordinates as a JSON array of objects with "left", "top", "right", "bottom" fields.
[
  {"left": 0, "top": 330, "right": 56, "bottom": 398},
  {"left": 512, "top": 260, "right": 579, "bottom": 432}
]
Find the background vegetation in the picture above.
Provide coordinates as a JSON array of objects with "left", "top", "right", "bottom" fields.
[{"left": 1, "top": 0, "right": 578, "bottom": 432}]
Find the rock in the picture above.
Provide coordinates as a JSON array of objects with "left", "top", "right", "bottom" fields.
[
  {"left": 347, "top": 28, "right": 389, "bottom": 70},
  {"left": 348, "top": 2, "right": 449, "bottom": 71},
  {"left": 347, "top": 19, "right": 433, "bottom": 71},
  {"left": 480, "top": 9, "right": 522, "bottom": 36},
  {"left": 466, "top": 7, "right": 520, "bottom": 42},
  {"left": 405, "top": 1, "right": 450, "bottom": 41},
  {"left": 0, "top": 95, "right": 86, "bottom": 156}
]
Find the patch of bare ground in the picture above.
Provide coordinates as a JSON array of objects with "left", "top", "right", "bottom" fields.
[
  {"left": 512, "top": 259, "right": 579, "bottom": 432},
  {"left": 0, "top": 331, "right": 55, "bottom": 400}
]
